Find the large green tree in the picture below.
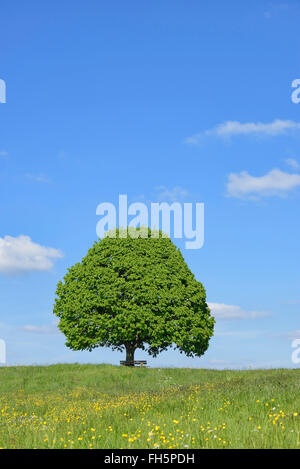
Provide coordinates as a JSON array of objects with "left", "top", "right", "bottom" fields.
[{"left": 53, "top": 229, "right": 214, "bottom": 363}]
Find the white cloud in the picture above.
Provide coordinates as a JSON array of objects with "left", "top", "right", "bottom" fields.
[
  {"left": 23, "top": 324, "right": 59, "bottom": 335},
  {"left": 154, "top": 186, "right": 189, "bottom": 202},
  {"left": 271, "top": 330, "right": 300, "bottom": 340},
  {"left": 215, "top": 330, "right": 266, "bottom": 339},
  {"left": 285, "top": 158, "right": 300, "bottom": 170},
  {"left": 206, "top": 358, "right": 230, "bottom": 365},
  {"left": 0, "top": 235, "right": 64, "bottom": 275},
  {"left": 25, "top": 173, "right": 50, "bottom": 183},
  {"left": 0, "top": 150, "right": 8, "bottom": 157},
  {"left": 186, "top": 119, "right": 300, "bottom": 143},
  {"left": 208, "top": 302, "right": 271, "bottom": 320},
  {"left": 226, "top": 168, "right": 300, "bottom": 199}
]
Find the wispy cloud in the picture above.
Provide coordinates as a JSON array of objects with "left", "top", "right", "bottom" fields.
[
  {"left": 25, "top": 173, "right": 50, "bottom": 183},
  {"left": 215, "top": 329, "right": 266, "bottom": 339},
  {"left": 226, "top": 168, "right": 300, "bottom": 199},
  {"left": 206, "top": 358, "right": 231, "bottom": 366},
  {"left": 186, "top": 119, "right": 300, "bottom": 143},
  {"left": 271, "top": 330, "right": 300, "bottom": 340},
  {"left": 154, "top": 186, "right": 189, "bottom": 202},
  {"left": 0, "top": 150, "right": 8, "bottom": 157},
  {"left": 208, "top": 302, "right": 271, "bottom": 320},
  {"left": 23, "top": 323, "right": 59, "bottom": 335},
  {"left": 285, "top": 158, "right": 300, "bottom": 170},
  {"left": 0, "top": 235, "right": 64, "bottom": 275},
  {"left": 264, "top": 2, "right": 290, "bottom": 20}
]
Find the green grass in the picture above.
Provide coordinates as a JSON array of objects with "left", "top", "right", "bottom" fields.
[{"left": 0, "top": 364, "right": 299, "bottom": 449}]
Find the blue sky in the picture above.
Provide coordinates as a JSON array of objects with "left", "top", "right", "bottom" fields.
[{"left": 0, "top": 0, "right": 300, "bottom": 368}]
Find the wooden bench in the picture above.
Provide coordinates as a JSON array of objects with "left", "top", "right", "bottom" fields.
[{"left": 120, "top": 360, "right": 148, "bottom": 367}]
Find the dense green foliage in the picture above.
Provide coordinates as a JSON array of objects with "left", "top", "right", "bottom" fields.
[{"left": 54, "top": 229, "right": 214, "bottom": 361}]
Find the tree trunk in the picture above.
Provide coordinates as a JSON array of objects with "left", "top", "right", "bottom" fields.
[{"left": 125, "top": 344, "right": 135, "bottom": 365}]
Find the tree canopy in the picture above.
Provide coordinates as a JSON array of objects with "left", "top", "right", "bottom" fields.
[{"left": 53, "top": 229, "right": 214, "bottom": 363}]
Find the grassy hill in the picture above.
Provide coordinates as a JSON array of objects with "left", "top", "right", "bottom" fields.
[{"left": 0, "top": 364, "right": 299, "bottom": 449}]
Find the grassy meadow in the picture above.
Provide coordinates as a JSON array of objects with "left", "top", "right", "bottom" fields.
[{"left": 0, "top": 364, "right": 299, "bottom": 449}]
